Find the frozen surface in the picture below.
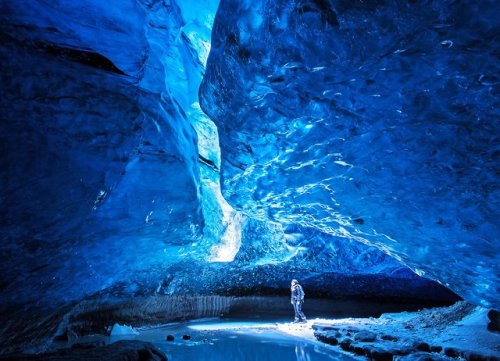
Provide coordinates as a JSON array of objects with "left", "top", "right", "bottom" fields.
[
  {"left": 107, "top": 318, "right": 361, "bottom": 361},
  {"left": 110, "top": 324, "right": 140, "bottom": 337},
  {"left": 200, "top": 0, "right": 500, "bottom": 307}
]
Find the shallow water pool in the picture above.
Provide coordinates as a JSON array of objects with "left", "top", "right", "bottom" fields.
[{"left": 108, "top": 319, "right": 361, "bottom": 361}]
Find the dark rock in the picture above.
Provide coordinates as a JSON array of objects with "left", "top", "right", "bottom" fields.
[
  {"left": 312, "top": 325, "right": 338, "bottom": 331},
  {"left": 416, "top": 342, "right": 431, "bottom": 352},
  {"left": 487, "top": 310, "right": 500, "bottom": 332},
  {"left": 0, "top": 340, "right": 167, "bottom": 360},
  {"left": 487, "top": 310, "right": 499, "bottom": 322},
  {"left": 444, "top": 347, "right": 460, "bottom": 358},
  {"left": 339, "top": 338, "right": 353, "bottom": 351},
  {"left": 367, "top": 349, "right": 394, "bottom": 361},
  {"left": 181, "top": 335, "right": 191, "bottom": 340},
  {"left": 368, "top": 347, "right": 397, "bottom": 360},
  {"left": 351, "top": 345, "right": 367, "bottom": 356},
  {"left": 393, "top": 347, "right": 414, "bottom": 356},
  {"left": 346, "top": 327, "right": 360, "bottom": 333},
  {"left": 314, "top": 331, "right": 338, "bottom": 346},
  {"left": 314, "top": 326, "right": 342, "bottom": 338},
  {"left": 430, "top": 346, "right": 443, "bottom": 353},
  {"left": 462, "top": 351, "right": 500, "bottom": 361},
  {"left": 381, "top": 334, "right": 398, "bottom": 342},
  {"left": 166, "top": 335, "right": 174, "bottom": 341},
  {"left": 354, "top": 330, "right": 377, "bottom": 342}
]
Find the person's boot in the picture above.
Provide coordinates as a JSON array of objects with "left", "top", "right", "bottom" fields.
[
  {"left": 300, "top": 318, "right": 307, "bottom": 323},
  {"left": 293, "top": 318, "right": 300, "bottom": 323}
]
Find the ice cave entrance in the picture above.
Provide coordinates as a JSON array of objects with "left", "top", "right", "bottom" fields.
[{"left": 0, "top": 0, "right": 498, "bottom": 360}]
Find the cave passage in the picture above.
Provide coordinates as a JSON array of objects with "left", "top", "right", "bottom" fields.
[{"left": 0, "top": 0, "right": 498, "bottom": 360}]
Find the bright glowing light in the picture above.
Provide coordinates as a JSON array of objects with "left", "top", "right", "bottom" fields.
[{"left": 208, "top": 185, "right": 243, "bottom": 262}]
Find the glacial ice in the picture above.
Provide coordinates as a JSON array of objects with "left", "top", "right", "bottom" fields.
[
  {"left": 200, "top": 0, "right": 499, "bottom": 308},
  {"left": 110, "top": 323, "right": 139, "bottom": 336},
  {"left": 0, "top": 0, "right": 446, "bottom": 311},
  {"left": 0, "top": 0, "right": 218, "bottom": 305},
  {"left": 0, "top": 0, "right": 496, "bottom": 336}
]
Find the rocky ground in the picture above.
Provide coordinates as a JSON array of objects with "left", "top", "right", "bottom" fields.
[{"left": 281, "top": 302, "right": 499, "bottom": 361}]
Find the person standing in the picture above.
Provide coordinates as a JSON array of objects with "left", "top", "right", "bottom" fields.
[{"left": 290, "top": 279, "right": 307, "bottom": 323}]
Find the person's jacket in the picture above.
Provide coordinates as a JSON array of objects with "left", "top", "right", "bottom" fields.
[{"left": 291, "top": 284, "right": 305, "bottom": 303}]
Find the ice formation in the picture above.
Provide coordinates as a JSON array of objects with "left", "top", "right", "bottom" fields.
[
  {"left": 200, "top": 0, "right": 499, "bottom": 308},
  {"left": 0, "top": 0, "right": 497, "bottom": 344},
  {"left": 110, "top": 323, "right": 139, "bottom": 336}
]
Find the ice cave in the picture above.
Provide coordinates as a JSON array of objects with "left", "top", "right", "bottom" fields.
[{"left": 0, "top": 0, "right": 498, "bottom": 360}]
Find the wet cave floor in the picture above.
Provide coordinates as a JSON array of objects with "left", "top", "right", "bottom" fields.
[
  {"left": 51, "top": 302, "right": 498, "bottom": 361},
  {"left": 115, "top": 319, "right": 355, "bottom": 361},
  {"left": 72, "top": 318, "right": 360, "bottom": 361}
]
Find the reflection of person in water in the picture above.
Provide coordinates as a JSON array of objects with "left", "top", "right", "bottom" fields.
[
  {"left": 295, "top": 343, "right": 309, "bottom": 361},
  {"left": 290, "top": 279, "right": 307, "bottom": 323}
]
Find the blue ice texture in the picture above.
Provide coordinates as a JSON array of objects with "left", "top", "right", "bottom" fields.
[{"left": 0, "top": 0, "right": 496, "bottom": 310}]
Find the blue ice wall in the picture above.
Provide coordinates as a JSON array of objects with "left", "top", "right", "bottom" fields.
[
  {"left": 200, "top": 0, "right": 499, "bottom": 308},
  {"left": 0, "top": 0, "right": 464, "bottom": 313},
  {"left": 0, "top": 0, "right": 218, "bottom": 305}
]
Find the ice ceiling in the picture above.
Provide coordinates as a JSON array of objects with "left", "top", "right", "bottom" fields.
[{"left": 0, "top": 0, "right": 497, "bottom": 312}]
